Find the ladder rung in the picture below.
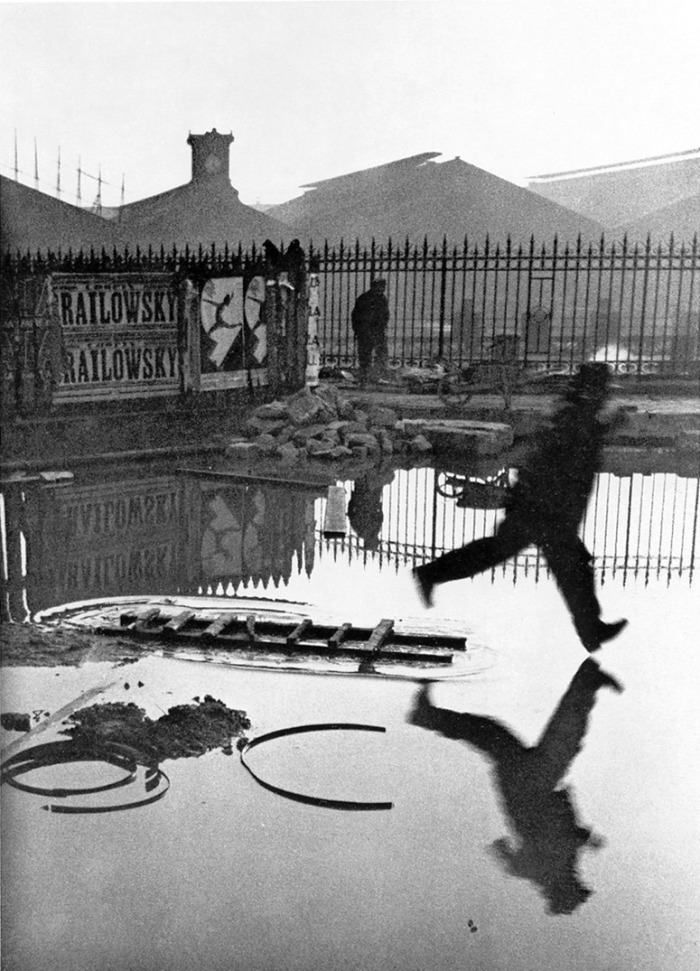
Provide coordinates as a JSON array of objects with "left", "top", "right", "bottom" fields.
[
  {"left": 163, "top": 609, "right": 195, "bottom": 632},
  {"left": 367, "top": 619, "right": 394, "bottom": 653},
  {"left": 327, "top": 623, "right": 352, "bottom": 648},
  {"left": 286, "top": 619, "right": 313, "bottom": 645},
  {"left": 203, "top": 613, "right": 234, "bottom": 638}
]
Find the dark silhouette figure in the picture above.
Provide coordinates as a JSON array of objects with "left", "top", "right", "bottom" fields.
[
  {"left": 408, "top": 659, "right": 623, "bottom": 914},
  {"left": 351, "top": 279, "right": 390, "bottom": 384},
  {"left": 413, "top": 363, "right": 628, "bottom": 652}
]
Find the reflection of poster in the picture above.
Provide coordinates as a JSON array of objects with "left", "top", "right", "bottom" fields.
[{"left": 199, "top": 276, "right": 268, "bottom": 391}]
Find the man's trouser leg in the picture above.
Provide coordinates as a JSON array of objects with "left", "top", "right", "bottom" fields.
[
  {"left": 417, "top": 515, "right": 531, "bottom": 587},
  {"left": 540, "top": 534, "right": 602, "bottom": 648}
]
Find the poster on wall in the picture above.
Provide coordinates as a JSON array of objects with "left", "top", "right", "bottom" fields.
[
  {"left": 199, "top": 276, "right": 268, "bottom": 391},
  {"left": 50, "top": 272, "right": 182, "bottom": 402}
]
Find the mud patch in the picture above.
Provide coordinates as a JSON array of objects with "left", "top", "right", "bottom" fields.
[
  {"left": 60, "top": 696, "right": 251, "bottom": 761},
  {"left": 1, "top": 621, "right": 147, "bottom": 667}
]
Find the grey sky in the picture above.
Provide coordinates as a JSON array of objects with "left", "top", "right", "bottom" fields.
[{"left": 1, "top": 1, "right": 698, "bottom": 208}]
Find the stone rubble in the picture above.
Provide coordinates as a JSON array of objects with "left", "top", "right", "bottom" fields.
[{"left": 227, "top": 385, "right": 429, "bottom": 466}]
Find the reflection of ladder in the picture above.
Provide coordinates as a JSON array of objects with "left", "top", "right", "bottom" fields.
[{"left": 99, "top": 607, "right": 465, "bottom": 666}]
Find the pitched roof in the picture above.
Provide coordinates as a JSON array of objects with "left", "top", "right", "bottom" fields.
[
  {"left": 528, "top": 150, "right": 700, "bottom": 228},
  {"left": 115, "top": 179, "right": 293, "bottom": 250},
  {"left": 615, "top": 191, "right": 700, "bottom": 244},
  {"left": 269, "top": 154, "right": 604, "bottom": 246},
  {"left": 0, "top": 175, "right": 122, "bottom": 254}
]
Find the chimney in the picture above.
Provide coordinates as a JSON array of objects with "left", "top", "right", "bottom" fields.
[{"left": 187, "top": 128, "right": 234, "bottom": 185}]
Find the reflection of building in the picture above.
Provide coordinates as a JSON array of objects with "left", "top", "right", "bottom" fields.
[{"left": 2, "top": 472, "right": 322, "bottom": 618}]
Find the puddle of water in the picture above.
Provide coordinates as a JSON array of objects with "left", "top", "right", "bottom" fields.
[{"left": 1, "top": 462, "right": 698, "bottom": 971}]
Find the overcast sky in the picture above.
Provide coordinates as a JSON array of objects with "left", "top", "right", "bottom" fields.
[{"left": 1, "top": 1, "right": 698, "bottom": 209}]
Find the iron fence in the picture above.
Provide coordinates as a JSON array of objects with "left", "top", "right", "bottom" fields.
[
  {"left": 308, "top": 235, "right": 700, "bottom": 376},
  {"left": 2, "top": 234, "right": 700, "bottom": 415}
]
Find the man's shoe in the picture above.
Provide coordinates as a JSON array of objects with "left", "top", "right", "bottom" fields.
[
  {"left": 412, "top": 567, "right": 434, "bottom": 609},
  {"left": 581, "top": 618, "right": 628, "bottom": 653},
  {"left": 580, "top": 658, "right": 624, "bottom": 693},
  {"left": 598, "top": 619, "right": 628, "bottom": 644}
]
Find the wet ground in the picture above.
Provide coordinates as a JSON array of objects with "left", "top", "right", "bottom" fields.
[{"left": 1, "top": 458, "right": 698, "bottom": 971}]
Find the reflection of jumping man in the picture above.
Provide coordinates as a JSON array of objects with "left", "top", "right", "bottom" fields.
[
  {"left": 413, "top": 363, "right": 628, "bottom": 653},
  {"left": 409, "top": 660, "right": 623, "bottom": 914}
]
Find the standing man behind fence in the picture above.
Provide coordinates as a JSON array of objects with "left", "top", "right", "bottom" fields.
[{"left": 351, "top": 278, "right": 389, "bottom": 385}]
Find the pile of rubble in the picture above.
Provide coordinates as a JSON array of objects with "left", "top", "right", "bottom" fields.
[{"left": 226, "top": 384, "right": 433, "bottom": 465}]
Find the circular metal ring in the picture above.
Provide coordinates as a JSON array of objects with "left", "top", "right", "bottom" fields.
[{"left": 240, "top": 723, "right": 393, "bottom": 811}]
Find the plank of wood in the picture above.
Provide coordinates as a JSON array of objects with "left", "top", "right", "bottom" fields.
[
  {"left": 367, "top": 619, "right": 394, "bottom": 653},
  {"left": 203, "top": 613, "right": 235, "bottom": 638},
  {"left": 327, "top": 623, "right": 352, "bottom": 648},
  {"left": 323, "top": 485, "right": 347, "bottom": 537},
  {"left": 286, "top": 619, "right": 313, "bottom": 645},
  {"left": 163, "top": 609, "right": 196, "bottom": 633},
  {"left": 130, "top": 607, "right": 161, "bottom": 631},
  {"left": 176, "top": 468, "right": 329, "bottom": 490}
]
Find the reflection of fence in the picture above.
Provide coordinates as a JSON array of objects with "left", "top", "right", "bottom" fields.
[
  {"left": 335, "top": 469, "right": 698, "bottom": 583},
  {"left": 308, "top": 236, "right": 700, "bottom": 375}
]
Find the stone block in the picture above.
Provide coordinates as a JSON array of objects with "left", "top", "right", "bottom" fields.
[
  {"left": 277, "top": 443, "right": 301, "bottom": 464},
  {"left": 287, "top": 389, "right": 326, "bottom": 425},
  {"left": 253, "top": 400, "right": 289, "bottom": 420},
  {"left": 368, "top": 405, "right": 399, "bottom": 427},
  {"left": 408, "top": 435, "right": 433, "bottom": 453},
  {"left": 251, "top": 434, "right": 279, "bottom": 456},
  {"left": 245, "top": 416, "right": 288, "bottom": 437},
  {"left": 396, "top": 418, "right": 513, "bottom": 456},
  {"left": 225, "top": 441, "right": 261, "bottom": 459},
  {"left": 345, "top": 433, "right": 381, "bottom": 452}
]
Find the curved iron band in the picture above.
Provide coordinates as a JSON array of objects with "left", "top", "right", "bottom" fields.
[
  {"left": 44, "top": 768, "right": 171, "bottom": 814},
  {"left": 1, "top": 740, "right": 140, "bottom": 797},
  {"left": 240, "top": 723, "right": 393, "bottom": 811}
]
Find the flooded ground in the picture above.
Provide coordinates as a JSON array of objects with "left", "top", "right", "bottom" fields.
[{"left": 1, "top": 458, "right": 699, "bottom": 971}]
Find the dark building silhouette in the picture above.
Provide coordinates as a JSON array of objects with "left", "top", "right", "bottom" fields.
[
  {"left": 0, "top": 175, "right": 124, "bottom": 253},
  {"left": 268, "top": 153, "right": 604, "bottom": 246},
  {"left": 1, "top": 129, "right": 293, "bottom": 255}
]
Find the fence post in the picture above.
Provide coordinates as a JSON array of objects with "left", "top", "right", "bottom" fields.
[
  {"left": 438, "top": 236, "right": 448, "bottom": 359},
  {"left": 305, "top": 251, "right": 321, "bottom": 389}
]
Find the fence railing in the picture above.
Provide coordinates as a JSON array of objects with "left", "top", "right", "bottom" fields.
[
  {"left": 307, "top": 235, "right": 700, "bottom": 375},
  {"left": 2, "top": 235, "right": 700, "bottom": 409}
]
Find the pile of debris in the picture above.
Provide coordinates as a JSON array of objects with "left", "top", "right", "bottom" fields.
[
  {"left": 226, "top": 384, "right": 433, "bottom": 465},
  {"left": 61, "top": 696, "right": 251, "bottom": 762}
]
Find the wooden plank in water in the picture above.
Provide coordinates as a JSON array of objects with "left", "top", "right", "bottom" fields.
[
  {"left": 163, "top": 609, "right": 196, "bottom": 633},
  {"left": 367, "top": 619, "right": 394, "bottom": 653},
  {"left": 176, "top": 468, "right": 328, "bottom": 491},
  {"left": 203, "top": 613, "right": 235, "bottom": 638},
  {"left": 323, "top": 485, "right": 347, "bottom": 537},
  {"left": 127, "top": 607, "right": 161, "bottom": 631},
  {"left": 327, "top": 623, "right": 352, "bottom": 648},
  {"left": 286, "top": 619, "right": 313, "bottom": 645}
]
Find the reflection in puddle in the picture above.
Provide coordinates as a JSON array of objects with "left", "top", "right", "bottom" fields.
[
  {"left": 408, "top": 659, "right": 623, "bottom": 915},
  {"left": 2, "top": 695, "right": 249, "bottom": 814},
  {"left": 2, "top": 739, "right": 170, "bottom": 813}
]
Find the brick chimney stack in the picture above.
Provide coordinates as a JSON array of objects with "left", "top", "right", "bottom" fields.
[{"left": 187, "top": 129, "right": 234, "bottom": 185}]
